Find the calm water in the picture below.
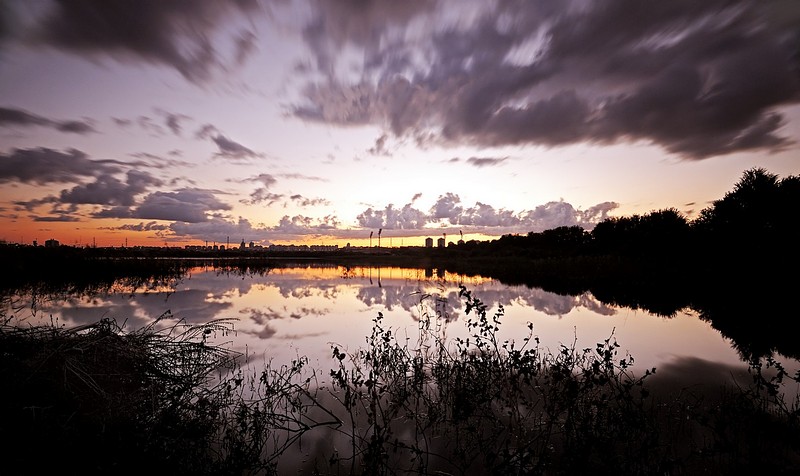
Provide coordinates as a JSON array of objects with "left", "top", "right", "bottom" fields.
[{"left": 3, "top": 264, "right": 765, "bottom": 383}]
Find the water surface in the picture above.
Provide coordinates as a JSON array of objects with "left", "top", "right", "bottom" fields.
[{"left": 4, "top": 264, "right": 756, "bottom": 382}]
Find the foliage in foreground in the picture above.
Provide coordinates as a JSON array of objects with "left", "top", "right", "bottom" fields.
[
  {"left": 3, "top": 288, "right": 800, "bottom": 475},
  {"left": 318, "top": 287, "right": 800, "bottom": 475},
  {"left": 0, "top": 314, "right": 330, "bottom": 475}
]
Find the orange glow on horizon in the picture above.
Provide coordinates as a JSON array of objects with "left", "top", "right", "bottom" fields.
[{"left": 1, "top": 223, "right": 504, "bottom": 249}]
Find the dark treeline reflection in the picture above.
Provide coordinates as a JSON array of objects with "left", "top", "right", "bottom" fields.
[
  {"left": 2, "top": 255, "right": 797, "bottom": 363},
  {"left": 2, "top": 168, "right": 798, "bottom": 360}
]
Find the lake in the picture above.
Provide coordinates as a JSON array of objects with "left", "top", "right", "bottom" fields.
[{"left": 2, "top": 262, "right": 768, "bottom": 385}]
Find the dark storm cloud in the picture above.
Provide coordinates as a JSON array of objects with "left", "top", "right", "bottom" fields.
[
  {"left": 58, "top": 170, "right": 163, "bottom": 206},
  {"left": 0, "top": 3, "right": 13, "bottom": 44},
  {"left": 92, "top": 206, "right": 133, "bottom": 219},
  {"left": 132, "top": 188, "right": 232, "bottom": 223},
  {"left": 300, "top": 0, "right": 437, "bottom": 72},
  {"left": 0, "top": 147, "right": 119, "bottom": 184},
  {"left": 26, "top": 0, "right": 261, "bottom": 83},
  {"left": 13, "top": 169, "right": 164, "bottom": 223},
  {"left": 0, "top": 106, "right": 96, "bottom": 134},
  {"left": 292, "top": 0, "right": 800, "bottom": 159}
]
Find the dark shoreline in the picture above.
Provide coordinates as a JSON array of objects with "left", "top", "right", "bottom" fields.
[{"left": 3, "top": 242, "right": 799, "bottom": 360}]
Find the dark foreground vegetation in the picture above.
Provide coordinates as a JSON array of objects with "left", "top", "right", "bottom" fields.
[
  {"left": 3, "top": 167, "right": 799, "bottom": 473},
  {"left": 3, "top": 288, "right": 800, "bottom": 475}
]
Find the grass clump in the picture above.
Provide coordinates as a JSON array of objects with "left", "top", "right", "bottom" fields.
[
  {"left": 1, "top": 315, "right": 234, "bottom": 474},
  {"left": 0, "top": 314, "right": 333, "bottom": 475}
]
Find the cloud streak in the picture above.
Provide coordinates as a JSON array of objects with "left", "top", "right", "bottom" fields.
[
  {"left": 0, "top": 148, "right": 118, "bottom": 184},
  {"left": 291, "top": 0, "right": 800, "bottom": 159},
  {"left": 196, "top": 124, "right": 263, "bottom": 161},
  {"left": 20, "top": 0, "right": 261, "bottom": 83},
  {"left": 0, "top": 106, "right": 96, "bottom": 134}
]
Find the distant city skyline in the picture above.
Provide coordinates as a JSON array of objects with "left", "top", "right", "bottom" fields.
[{"left": 2, "top": 1, "right": 799, "bottom": 248}]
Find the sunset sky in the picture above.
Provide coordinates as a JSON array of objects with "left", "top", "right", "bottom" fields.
[{"left": 1, "top": 0, "right": 799, "bottom": 248}]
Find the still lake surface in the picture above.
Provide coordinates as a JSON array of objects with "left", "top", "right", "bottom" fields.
[{"left": 4, "top": 263, "right": 775, "bottom": 386}]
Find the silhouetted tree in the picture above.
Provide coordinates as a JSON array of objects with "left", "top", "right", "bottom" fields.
[
  {"left": 590, "top": 209, "right": 689, "bottom": 256},
  {"left": 693, "top": 167, "right": 800, "bottom": 252}
]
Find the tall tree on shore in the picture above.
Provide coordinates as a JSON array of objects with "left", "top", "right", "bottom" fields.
[{"left": 694, "top": 168, "right": 800, "bottom": 248}]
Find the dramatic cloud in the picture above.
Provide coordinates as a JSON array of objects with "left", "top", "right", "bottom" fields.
[
  {"left": 292, "top": 0, "right": 800, "bottom": 159},
  {"left": 21, "top": 0, "right": 261, "bottom": 83},
  {"left": 0, "top": 148, "right": 119, "bottom": 184},
  {"left": 429, "top": 193, "right": 463, "bottom": 223},
  {"left": 300, "top": 0, "right": 439, "bottom": 73},
  {"left": 0, "top": 106, "right": 96, "bottom": 134},
  {"left": 131, "top": 188, "right": 232, "bottom": 223},
  {"left": 357, "top": 193, "right": 618, "bottom": 233},
  {"left": 58, "top": 170, "right": 163, "bottom": 206},
  {"left": 357, "top": 203, "right": 428, "bottom": 230},
  {"left": 152, "top": 192, "right": 615, "bottom": 242}
]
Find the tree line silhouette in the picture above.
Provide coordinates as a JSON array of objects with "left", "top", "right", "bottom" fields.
[{"left": 457, "top": 167, "right": 799, "bottom": 262}]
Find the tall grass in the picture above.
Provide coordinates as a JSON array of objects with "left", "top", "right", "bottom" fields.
[
  {"left": 315, "top": 286, "right": 800, "bottom": 474},
  {"left": 3, "top": 288, "right": 800, "bottom": 475}
]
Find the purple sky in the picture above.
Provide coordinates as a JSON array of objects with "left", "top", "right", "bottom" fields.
[{"left": 1, "top": 0, "right": 799, "bottom": 247}]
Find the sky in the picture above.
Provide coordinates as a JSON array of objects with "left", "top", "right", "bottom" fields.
[{"left": 1, "top": 0, "right": 799, "bottom": 248}]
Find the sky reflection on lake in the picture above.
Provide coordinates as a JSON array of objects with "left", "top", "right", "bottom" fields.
[{"left": 4, "top": 265, "right": 747, "bottom": 379}]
